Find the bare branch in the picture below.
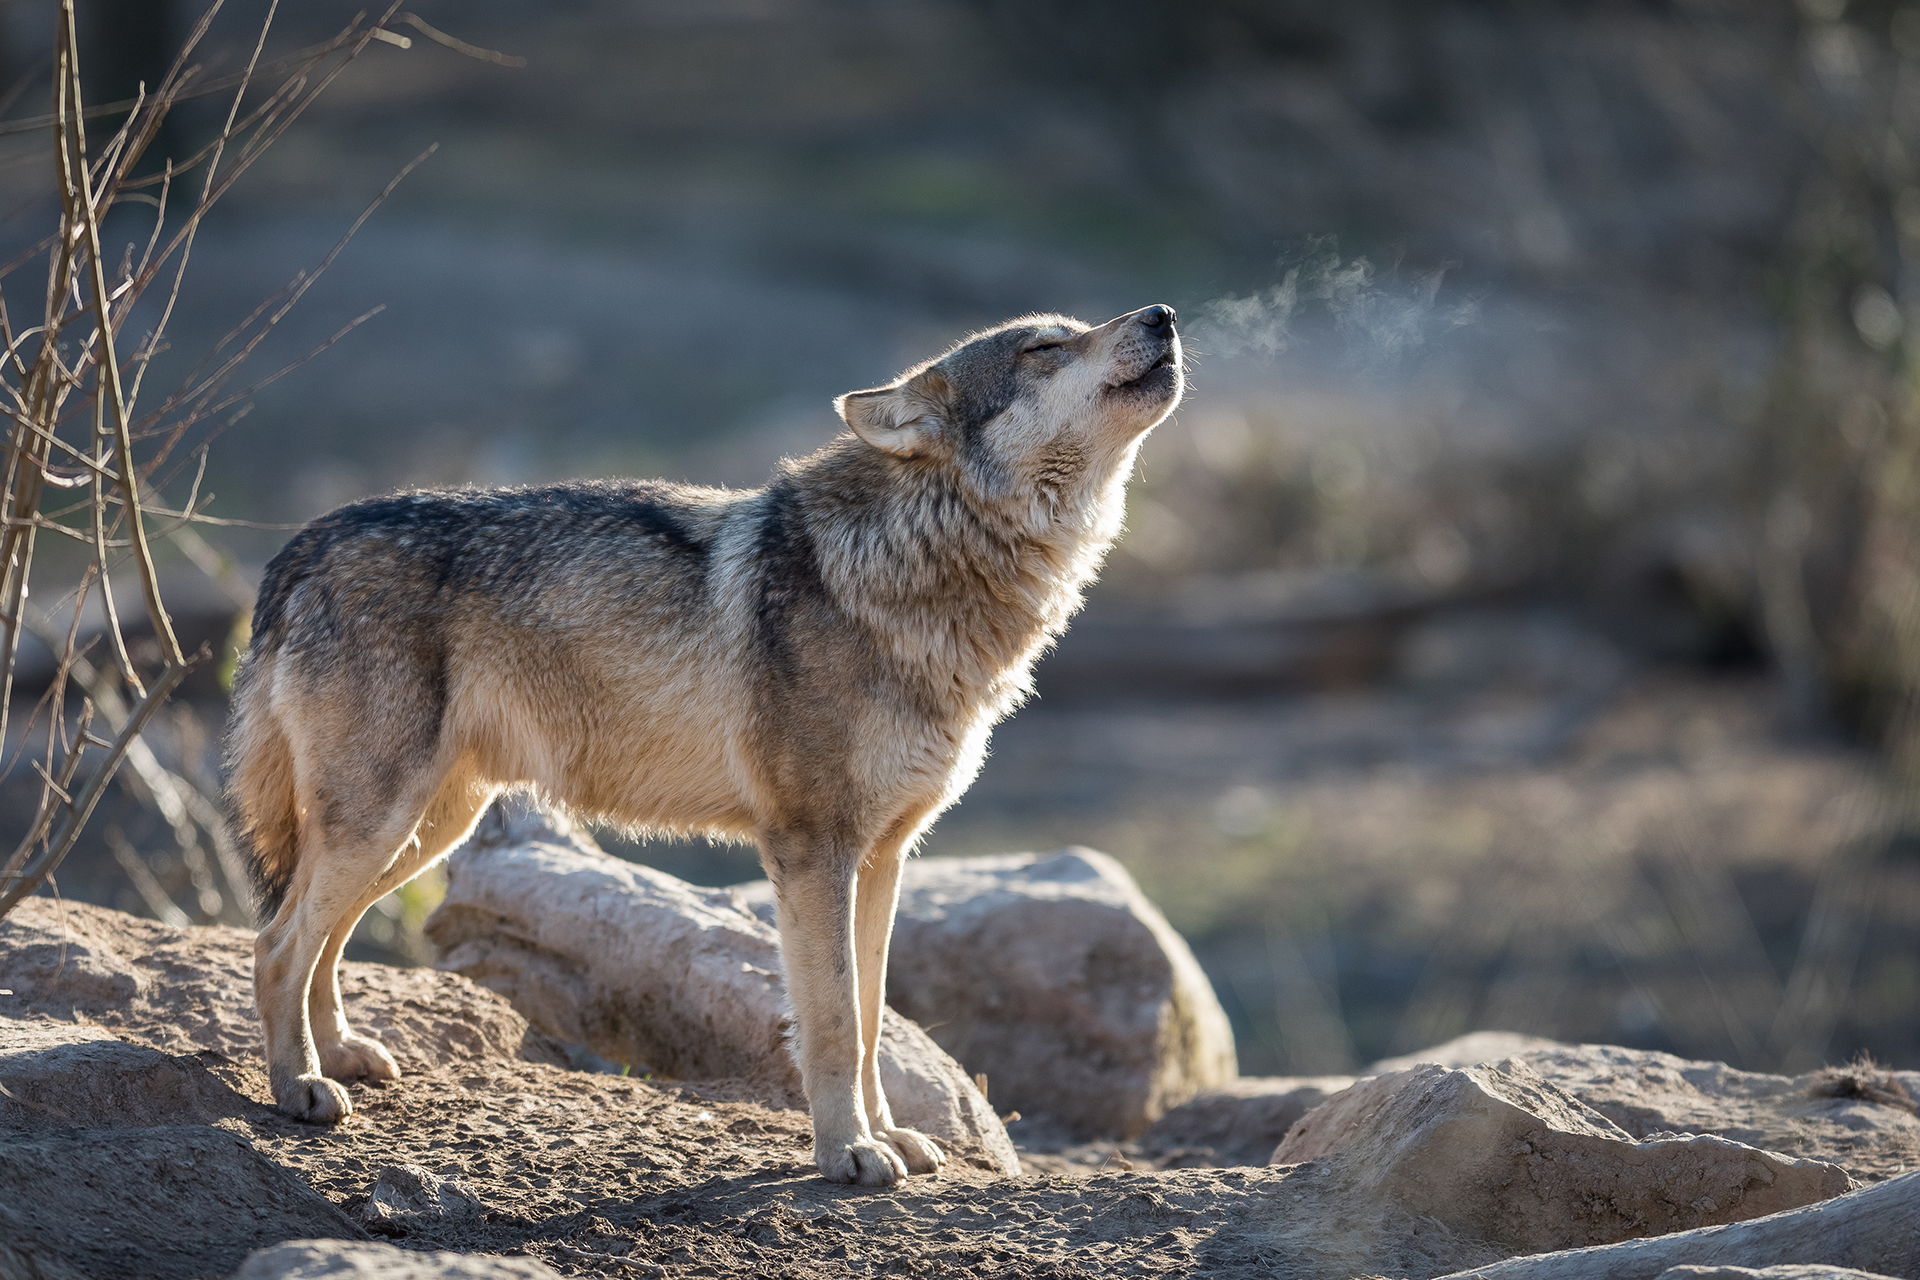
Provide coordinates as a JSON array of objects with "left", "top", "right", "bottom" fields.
[
  {"left": 59, "top": 0, "right": 184, "bottom": 670},
  {"left": 395, "top": 13, "right": 527, "bottom": 67},
  {"left": 0, "top": 0, "right": 421, "bottom": 925},
  {"left": 0, "top": 669, "right": 190, "bottom": 916}
]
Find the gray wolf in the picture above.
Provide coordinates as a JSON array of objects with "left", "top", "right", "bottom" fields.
[{"left": 225, "top": 305, "right": 1184, "bottom": 1185}]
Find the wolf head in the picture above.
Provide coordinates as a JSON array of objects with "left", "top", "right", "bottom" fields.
[{"left": 832, "top": 306, "right": 1184, "bottom": 513}]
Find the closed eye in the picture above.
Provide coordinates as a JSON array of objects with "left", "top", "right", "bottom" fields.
[{"left": 1023, "top": 342, "right": 1063, "bottom": 356}]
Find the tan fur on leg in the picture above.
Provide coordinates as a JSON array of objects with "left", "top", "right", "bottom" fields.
[
  {"left": 255, "top": 858, "right": 354, "bottom": 1123},
  {"left": 260, "top": 744, "right": 474, "bottom": 1121},
  {"left": 854, "top": 837, "right": 944, "bottom": 1175},
  {"left": 307, "top": 764, "right": 497, "bottom": 1084},
  {"left": 765, "top": 831, "right": 907, "bottom": 1187}
]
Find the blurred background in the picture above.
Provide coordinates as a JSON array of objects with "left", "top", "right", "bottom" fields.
[{"left": 2, "top": 0, "right": 1916, "bottom": 1079}]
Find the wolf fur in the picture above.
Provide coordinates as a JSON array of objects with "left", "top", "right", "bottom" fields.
[{"left": 226, "top": 305, "right": 1183, "bottom": 1185}]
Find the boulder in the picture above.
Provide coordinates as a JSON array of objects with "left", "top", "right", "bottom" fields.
[
  {"left": 0, "top": 1016, "right": 267, "bottom": 1131},
  {"left": 1370, "top": 1030, "right": 1569, "bottom": 1073},
  {"left": 1660, "top": 1269, "right": 1909, "bottom": 1280},
  {"left": 235, "top": 1240, "right": 562, "bottom": 1279},
  {"left": 1520, "top": 1043, "right": 1919, "bottom": 1182},
  {"left": 1273, "top": 1059, "right": 1853, "bottom": 1255},
  {"left": 0, "top": 1125, "right": 364, "bottom": 1280},
  {"left": 735, "top": 847, "right": 1238, "bottom": 1138},
  {"left": 1379, "top": 1033, "right": 1920, "bottom": 1183},
  {"left": 0, "top": 896, "right": 567, "bottom": 1074},
  {"left": 1431, "top": 1168, "right": 1920, "bottom": 1280},
  {"left": 1135, "top": 1075, "right": 1354, "bottom": 1167},
  {"left": 424, "top": 815, "right": 1019, "bottom": 1175}
]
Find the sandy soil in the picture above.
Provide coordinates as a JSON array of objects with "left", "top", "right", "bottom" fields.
[
  {"left": 0, "top": 897, "right": 1464, "bottom": 1280},
  {"left": 8, "top": 895, "right": 1919, "bottom": 1280}
]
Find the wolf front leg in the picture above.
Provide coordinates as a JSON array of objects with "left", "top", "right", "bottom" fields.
[
  {"left": 854, "top": 839, "right": 945, "bottom": 1174},
  {"left": 762, "top": 830, "right": 909, "bottom": 1186}
]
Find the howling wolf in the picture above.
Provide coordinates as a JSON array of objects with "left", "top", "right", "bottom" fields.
[{"left": 226, "top": 304, "right": 1184, "bottom": 1185}]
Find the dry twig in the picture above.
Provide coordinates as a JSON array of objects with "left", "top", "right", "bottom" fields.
[{"left": 0, "top": 0, "right": 507, "bottom": 921}]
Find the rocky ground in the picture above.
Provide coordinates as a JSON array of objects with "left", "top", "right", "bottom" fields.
[{"left": 5, "top": 891, "right": 1919, "bottom": 1280}]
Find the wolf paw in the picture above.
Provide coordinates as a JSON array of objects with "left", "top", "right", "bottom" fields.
[
  {"left": 880, "top": 1127, "right": 945, "bottom": 1175},
  {"left": 817, "top": 1137, "right": 909, "bottom": 1186},
  {"left": 318, "top": 1031, "right": 400, "bottom": 1082},
  {"left": 277, "top": 1073, "right": 353, "bottom": 1124}
]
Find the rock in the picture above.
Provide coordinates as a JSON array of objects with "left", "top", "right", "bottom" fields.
[
  {"left": 1134, "top": 1075, "right": 1354, "bottom": 1167},
  {"left": 0, "top": 1232, "right": 93, "bottom": 1280},
  {"left": 1378, "top": 1033, "right": 1920, "bottom": 1183},
  {"left": 1274, "top": 1059, "right": 1854, "bottom": 1255},
  {"left": 235, "top": 1240, "right": 562, "bottom": 1279},
  {"left": 425, "top": 818, "right": 1020, "bottom": 1175},
  {"left": 736, "top": 847, "right": 1238, "bottom": 1139},
  {"left": 0, "top": 1016, "right": 269, "bottom": 1131},
  {"left": 1369, "top": 1030, "right": 1568, "bottom": 1073},
  {"left": 1521, "top": 1044, "right": 1920, "bottom": 1183},
  {"left": 356, "top": 1165, "right": 486, "bottom": 1237},
  {"left": 1660, "top": 1268, "right": 1910, "bottom": 1280},
  {"left": 0, "top": 897, "right": 567, "bottom": 1073},
  {"left": 1431, "top": 1167, "right": 1920, "bottom": 1280},
  {"left": 0, "top": 1125, "right": 364, "bottom": 1280}
]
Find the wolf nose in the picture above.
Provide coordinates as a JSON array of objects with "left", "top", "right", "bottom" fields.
[{"left": 1138, "top": 305, "right": 1176, "bottom": 331}]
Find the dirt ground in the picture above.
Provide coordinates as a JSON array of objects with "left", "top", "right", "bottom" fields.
[
  {"left": 5, "top": 896, "right": 1917, "bottom": 1280},
  {"left": 0, "top": 898, "right": 1469, "bottom": 1280}
]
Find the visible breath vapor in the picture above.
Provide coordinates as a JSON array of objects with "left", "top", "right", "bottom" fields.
[{"left": 1189, "top": 242, "right": 1479, "bottom": 363}]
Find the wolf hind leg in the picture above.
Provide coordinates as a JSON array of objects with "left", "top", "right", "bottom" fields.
[
  {"left": 256, "top": 759, "right": 472, "bottom": 1123},
  {"left": 854, "top": 835, "right": 944, "bottom": 1176},
  {"left": 256, "top": 839, "right": 388, "bottom": 1123},
  {"left": 308, "top": 763, "right": 498, "bottom": 1084}
]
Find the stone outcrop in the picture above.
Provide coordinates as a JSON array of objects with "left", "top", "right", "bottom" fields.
[
  {"left": 0, "top": 1016, "right": 267, "bottom": 1132},
  {"left": 1430, "top": 1168, "right": 1920, "bottom": 1280},
  {"left": 735, "top": 846, "right": 1238, "bottom": 1138},
  {"left": 1660, "top": 1269, "right": 1910, "bottom": 1280},
  {"left": 1369, "top": 1031, "right": 1569, "bottom": 1073},
  {"left": 1375, "top": 1033, "right": 1920, "bottom": 1183},
  {"left": 0, "top": 1125, "right": 364, "bottom": 1280},
  {"left": 1274, "top": 1059, "right": 1853, "bottom": 1256},
  {"left": 425, "top": 815, "right": 1020, "bottom": 1174},
  {"left": 0, "top": 896, "right": 568, "bottom": 1074}
]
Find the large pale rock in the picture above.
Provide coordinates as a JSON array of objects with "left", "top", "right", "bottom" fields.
[
  {"left": 1660, "top": 1269, "right": 1910, "bottom": 1280},
  {"left": 0, "top": 1017, "right": 267, "bottom": 1131},
  {"left": 1381, "top": 1033, "right": 1920, "bottom": 1183},
  {"left": 235, "top": 1241, "right": 562, "bottom": 1279},
  {"left": 1433, "top": 1168, "right": 1920, "bottom": 1280},
  {"left": 0, "top": 1125, "right": 364, "bottom": 1280},
  {"left": 1370, "top": 1030, "right": 1568, "bottom": 1073},
  {"left": 1274, "top": 1059, "right": 1853, "bottom": 1256},
  {"left": 0, "top": 897, "right": 566, "bottom": 1074},
  {"left": 736, "top": 847, "right": 1238, "bottom": 1139},
  {"left": 424, "top": 818, "right": 1019, "bottom": 1175}
]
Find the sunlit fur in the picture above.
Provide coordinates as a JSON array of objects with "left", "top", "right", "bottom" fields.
[{"left": 225, "top": 305, "right": 1184, "bottom": 1186}]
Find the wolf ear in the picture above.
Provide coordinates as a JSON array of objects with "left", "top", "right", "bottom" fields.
[{"left": 835, "top": 368, "right": 953, "bottom": 459}]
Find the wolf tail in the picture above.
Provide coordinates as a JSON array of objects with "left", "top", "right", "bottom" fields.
[{"left": 225, "top": 649, "right": 299, "bottom": 926}]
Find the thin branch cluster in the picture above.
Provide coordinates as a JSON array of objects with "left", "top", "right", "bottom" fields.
[{"left": 0, "top": 0, "right": 437, "bottom": 921}]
